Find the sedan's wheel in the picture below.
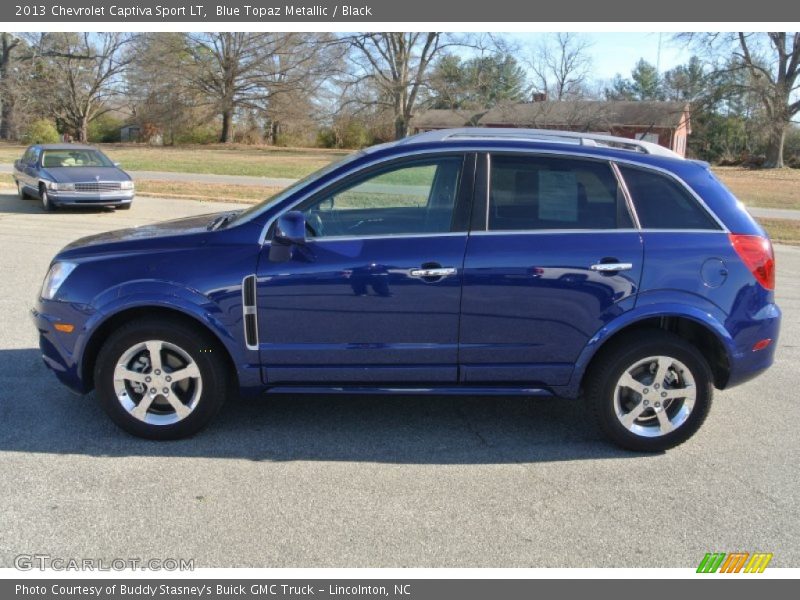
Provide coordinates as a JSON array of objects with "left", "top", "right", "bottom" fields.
[
  {"left": 585, "top": 329, "right": 712, "bottom": 452},
  {"left": 16, "top": 180, "right": 29, "bottom": 199},
  {"left": 40, "top": 186, "right": 54, "bottom": 211},
  {"left": 95, "top": 317, "right": 229, "bottom": 439}
]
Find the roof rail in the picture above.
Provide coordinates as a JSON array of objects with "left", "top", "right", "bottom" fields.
[{"left": 408, "top": 127, "right": 683, "bottom": 159}]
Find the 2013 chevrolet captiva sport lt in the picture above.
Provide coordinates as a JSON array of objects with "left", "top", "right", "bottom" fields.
[{"left": 32, "top": 129, "right": 780, "bottom": 451}]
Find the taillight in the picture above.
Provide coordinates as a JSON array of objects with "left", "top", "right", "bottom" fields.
[{"left": 729, "top": 234, "right": 775, "bottom": 290}]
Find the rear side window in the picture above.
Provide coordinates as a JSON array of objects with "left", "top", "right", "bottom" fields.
[
  {"left": 488, "top": 155, "right": 633, "bottom": 231},
  {"left": 619, "top": 165, "right": 720, "bottom": 230}
]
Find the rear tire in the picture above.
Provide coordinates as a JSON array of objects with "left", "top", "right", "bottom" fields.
[
  {"left": 116, "top": 203, "right": 132, "bottom": 210},
  {"left": 585, "top": 329, "right": 712, "bottom": 452},
  {"left": 94, "top": 317, "right": 229, "bottom": 440}
]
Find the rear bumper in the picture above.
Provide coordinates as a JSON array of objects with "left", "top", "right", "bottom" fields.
[{"left": 724, "top": 302, "right": 781, "bottom": 389}]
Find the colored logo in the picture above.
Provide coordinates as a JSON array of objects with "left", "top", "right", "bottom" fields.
[{"left": 697, "top": 552, "right": 773, "bottom": 573}]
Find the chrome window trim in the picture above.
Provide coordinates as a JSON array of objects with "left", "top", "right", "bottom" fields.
[
  {"left": 485, "top": 152, "right": 492, "bottom": 229},
  {"left": 469, "top": 229, "right": 731, "bottom": 236},
  {"left": 611, "top": 161, "right": 641, "bottom": 229}
]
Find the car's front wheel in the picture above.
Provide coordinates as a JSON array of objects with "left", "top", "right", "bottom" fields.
[
  {"left": 585, "top": 330, "right": 712, "bottom": 452},
  {"left": 16, "top": 180, "right": 29, "bottom": 199},
  {"left": 40, "top": 185, "right": 55, "bottom": 212},
  {"left": 94, "top": 318, "right": 229, "bottom": 439}
]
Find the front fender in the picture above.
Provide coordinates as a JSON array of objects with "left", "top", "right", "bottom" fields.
[{"left": 76, "top": 280, "right": 258, "bottom": 392}]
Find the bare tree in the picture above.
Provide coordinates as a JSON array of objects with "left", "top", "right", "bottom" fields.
[
  {"left": 683, "top": 32, "right": 800, "bottom": 167},
  {"left": 184, "top": 32, "right": 337, "bottom": 143},
  {"left": 29, "top": 32, "right": 136, "bottom": 142},
  {"left": 529, "top": 33, "right": 592, "bottom": 101},
  {"left": 342, "top": 33, "right": 453, "bottom": 139}
]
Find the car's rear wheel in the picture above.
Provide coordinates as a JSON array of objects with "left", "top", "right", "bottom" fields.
[
  {"left": 116, "top": 203, "right": 132, "bottom": 210},
  {"left": 40, "top": 185, "right": 55, "bottom": 212},
  {"left": 585, "top": 330, "right": 712, "bottom": 452},
  {"left": 94, "top": 318, "right": 229, "bottom": 440}
]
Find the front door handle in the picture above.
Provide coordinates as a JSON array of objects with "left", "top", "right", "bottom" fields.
[
  {"left": 409, "top": 267, "right": 457, "bottom": 278},
  {"left": 590, "top": 262, "right": 633, "bottom": 272}
]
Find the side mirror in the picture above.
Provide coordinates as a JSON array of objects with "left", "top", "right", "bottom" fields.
[
  {"left": 269, "top": 211, "right": 307, "bottom": 262},
  {"left": 113, "top": 161, "right": 122, "bottom": 167}
]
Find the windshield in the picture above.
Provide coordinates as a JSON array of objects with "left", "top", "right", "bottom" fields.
[
  {"left": 232, "top": 150, "right": 365, "bottom": 226},
  {"left": 41, "top": 149, "right": 115, "bottom": 168}
]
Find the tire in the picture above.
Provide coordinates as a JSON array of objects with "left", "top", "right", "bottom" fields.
[
  {"left": 584, "top": 329, "right": 713, "bottom": 452},
  {"left": 94, "top": 317, "right": 229, "bottom": 440},
  {"left": 40, "top": 185, "right": 55, "bottom": 212},
  {"left": 116, "top": 203, "right": 132, "bottom": 210}
]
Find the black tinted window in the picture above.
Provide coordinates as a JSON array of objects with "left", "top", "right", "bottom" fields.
[
  {"left": 488, "top": 155, "right": 632, "bottom": 231},
  {"left": 619, "top": 166, "right": 720, "bottom": 230}
]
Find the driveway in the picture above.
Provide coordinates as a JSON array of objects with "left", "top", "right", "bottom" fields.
[{"left": 0, "top": 192, "right": 798, "bottom": 568}]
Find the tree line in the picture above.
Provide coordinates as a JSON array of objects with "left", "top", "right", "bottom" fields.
[{"left": 0, "top": 32, "right": 798, "bottom": 167}]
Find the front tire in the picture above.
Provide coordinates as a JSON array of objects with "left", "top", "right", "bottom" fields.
[
  {"left": 40, "top": 186, "right": 55, "bottom": 211},
  {"left": 94, "top": 318, "right": 229, "bottom": 440},
  {"left": 16, "top": 180, "right": 29, "bottom": 199},
  {"left": 585, "top": 329, "right": 713, "bottom": 452}
]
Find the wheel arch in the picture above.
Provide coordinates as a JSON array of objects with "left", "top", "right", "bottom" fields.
[
  {"left": 575, "top": 312, "right": 732, "bottom": 395},
  {"left": 80, "top": 305, "right": 239, "bottom": 392}
]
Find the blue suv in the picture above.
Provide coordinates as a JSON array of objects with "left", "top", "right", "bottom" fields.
[{"left": 32, "top": 129, "right": 780, "bottom": 451}]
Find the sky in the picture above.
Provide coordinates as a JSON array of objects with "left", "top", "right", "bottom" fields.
[{"left": 508, "top": 32, "right": 689, "bottom": 82}]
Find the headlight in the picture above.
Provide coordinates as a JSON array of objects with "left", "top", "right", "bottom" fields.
[
  {"left": 41, "top": 262, "right": 77, "bottom": 300},
  {"left": 120, "top": 180, "right": 134, "bottom": 190},
  {"left": 46, "top": 182, "right": 74, "bottom": 191}
]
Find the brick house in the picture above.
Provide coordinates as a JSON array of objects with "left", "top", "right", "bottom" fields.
[{"left": 411, "top": 100, "right": 692, "bottom": 157}]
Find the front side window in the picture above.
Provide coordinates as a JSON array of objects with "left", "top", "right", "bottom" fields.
[
  {"left": 618, "top": 165, "right": 720, "bottom": 230},
  {"left": 488, "top": 155, "right": 633, "bottom": 231},
  {"left": 298, "top": 157, "right": 463, "bottom": 238}
]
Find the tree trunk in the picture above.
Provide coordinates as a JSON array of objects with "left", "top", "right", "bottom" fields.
[
  {"left": 764, "top": 124, "right": 786, "bottom": 169},
  {"left": 0, "top": 100, "right": 14, "bottom": 140},
  {"left": 78, "top": 116, "right": 89, "bottom": 143},
  {"left": 394, "top": 114, "right": 408, "bottom": 140},
  {"left": 220, "top": 109, "right": 234, "bottom": 143}
]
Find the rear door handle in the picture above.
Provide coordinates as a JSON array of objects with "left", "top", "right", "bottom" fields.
[
  {"left": 409, "top": 267, "right": 457, "bottom": 278},
  {"left": 590, "top": 262, "right": 633, "bottom": 272}
]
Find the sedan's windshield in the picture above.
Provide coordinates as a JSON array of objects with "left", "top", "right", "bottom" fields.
[
  {"left": 231, "top": 150, "right": 365, "bottom": 226},
  {"left": 41, "top": 149, "right": 115, "bottom": 168}
]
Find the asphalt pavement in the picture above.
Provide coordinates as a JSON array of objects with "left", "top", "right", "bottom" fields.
[{"left": 0, "top": 191, "right": 798, "bottom": 568}]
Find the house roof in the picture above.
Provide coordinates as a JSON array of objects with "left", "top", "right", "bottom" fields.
[
  {"left": 477, "top": 100, "right": 690, "bottom": 130},
  {"left": 410, "top": 108, "right": 486, "bottom": 129}
]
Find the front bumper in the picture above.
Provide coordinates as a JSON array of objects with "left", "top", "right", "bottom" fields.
[
  {"left": 32, "top": 299, "right": 96, "bottom": 394},
  {"left": 49, "top": 190, "right": 134, "bottom": 207}
]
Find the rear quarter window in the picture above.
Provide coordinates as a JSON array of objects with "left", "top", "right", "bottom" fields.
[{"left": 619, "top": 165, "right": 720, "bottom": 230}]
